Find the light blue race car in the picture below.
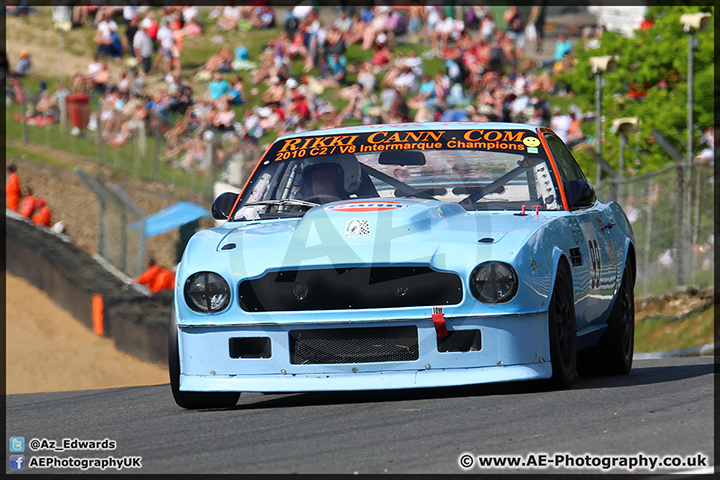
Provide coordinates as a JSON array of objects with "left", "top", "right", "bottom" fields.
[{"left": 170, "top": 122, "right": 636, "bottom": 409}]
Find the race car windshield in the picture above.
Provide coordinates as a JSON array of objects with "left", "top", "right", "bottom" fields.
[{"left": 232, "top": 129, "right": 561, "bottom": 220}]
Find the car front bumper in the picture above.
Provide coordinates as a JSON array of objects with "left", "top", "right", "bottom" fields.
[{"left": 176, "top": 313, "right": 552, "bottom": 392}]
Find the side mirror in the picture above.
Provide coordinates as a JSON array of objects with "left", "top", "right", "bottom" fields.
[
  {"left": 564, "top": 180, "right": 596, "bottom": 209},
  {"left": 212, "top": 192, "right": 239, "bottom": 220}
]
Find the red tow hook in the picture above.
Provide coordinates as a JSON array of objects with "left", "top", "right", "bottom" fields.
[
  {"left": 534, "top": 205, "right": 541, "bottom": 216},
  {"left": 432, "top": 307, "right": 448, "bottom": 338}
]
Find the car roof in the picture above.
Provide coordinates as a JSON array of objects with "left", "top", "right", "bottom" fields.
[{"left": 275, "top": 122, "right": 544, "bottom": 141}]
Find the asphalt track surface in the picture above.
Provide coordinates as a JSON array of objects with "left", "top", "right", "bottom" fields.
[{"left": 6, "top": 357, "right": 715, "bottom": 475}]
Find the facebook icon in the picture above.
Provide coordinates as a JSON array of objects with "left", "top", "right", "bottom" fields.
[{"left": 10, "top": 455, "right": 25, "bottom": 470}]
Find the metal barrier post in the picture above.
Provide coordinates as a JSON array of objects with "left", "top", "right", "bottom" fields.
[
  {"left": 74, "top": 167, "right": 108, "bottom": 257},
  {"left": 96, "top": 96, "right": 104, "bottom": 165},
  {"left": 153, "top": 126, "right": 160, "bottom": 181},
  {"left": 21, "top": 100, "right": 29, "bottom": 143}
]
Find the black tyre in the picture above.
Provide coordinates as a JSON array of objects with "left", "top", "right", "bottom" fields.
[
  {"left": 577, "top": 266, "right": 634, "bottom": 377},
  {"left": 169, "top": 308, "right": 240, "bottom": 409},
  {"left": 548, "top": 261, "right": 577, "bottom": 389}
]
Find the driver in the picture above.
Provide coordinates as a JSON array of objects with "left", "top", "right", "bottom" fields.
[
  {"left": 303, "top": 162, "right": 349, "bottom": 200},
  {"left": 310, "top": 163, "right": 341, "bottom": 197}
]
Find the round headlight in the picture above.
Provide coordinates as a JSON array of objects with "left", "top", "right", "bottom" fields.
[
  {"left": 470, "top": 262, "right": 518, "bottom": 304},
  {"left": 184, "top": 272, "right": 231, "bottom": 313}
]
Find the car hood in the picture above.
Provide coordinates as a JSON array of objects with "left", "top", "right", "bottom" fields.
[{"left": 185, "top": 199, "right": 553, "bottom": 277}]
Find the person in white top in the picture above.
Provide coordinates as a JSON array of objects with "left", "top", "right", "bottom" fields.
[
  {"left": 155, "top": 21, "right": 174, "bottom": 76},
  {"left": 133, "top": 24, "right": 153, "bottom": 74},
  {"left": 549, "top": 107, "right": 572, "bottom": 144}
]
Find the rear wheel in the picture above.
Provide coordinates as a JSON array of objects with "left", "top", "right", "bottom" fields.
[
  {"left": 548, "top": 261, "right": 577, "bottom": 389},
  {"left": 169, "top": 308, "right": 240, "bottom": 409},
  {"left": 577, "top": 266, "right": 634, "bottom": 377}
]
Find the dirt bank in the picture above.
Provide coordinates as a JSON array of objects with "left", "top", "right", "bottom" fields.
[{"left": 5, "top": 273, "right": 169, "bottom": 395}]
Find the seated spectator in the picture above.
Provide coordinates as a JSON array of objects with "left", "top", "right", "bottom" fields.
[
  {"left": 19, "top": 187, "right": 36, "bottom": 218},
  {"left": 150, "top": 265, "right": 175, "bottom": 293},
  {"left": 95, "top": 22, "right": 123, "bottom": 60},
  {"left": 6, "top": 164, "right": 21, "bottom": 212},
  {"left": 217, "top": 6, "right": 241, "bottom": 31},
  {"left": 212, "top": 101, "right": 237, "bottom": 132},
  {"left": 182, "top": 6, "right": 200, "bottom": 26},
  {"left": 203, "top": 46, "right": 233, "bottom": 74},
  {"left": 344, "top": 13, "right": 367, "bottom": 46},
  {"left": 553, "top": 34, "right": 573, "bottom": 62},
  {"left": 135, "top": 259, "right": 160, "bottom": 289},
  {"left": 73, "top": 5, "right": 93, "bottom": 27},
  {"left": 90, "top": 62, "right": 112, "bottom": 93},
  {"left": 252, "top": 6, "right": 275, "bottom": 29},
  {"left": 164, "top": 118, "right": 188, "bottom": 157},
  {"left": 207, "top": 72, "right": 230, "bottom": 101},
  {"left": 357, "top": 62, "right": 377, "bottom": 93},
  {"left": 14, "top": 51, "right": 31, "bottom": 77},
  {"left": 327, "top": 53, "right": 347, "bottom": 85},
  {"left": 183, "top": 17, "right": 203, "bottom": 37},
  {"left": 362, "top": 6, "right": 391, "bottom": 50},
  {"left": 227, "top": 76, "right": 246, "bottom": 105},
  {"left": 231, "top": 46, "right": 255, "bottom": 72},
  {"left": 408, "top": 73, "right": 436, "bottom": 109},
  {"left": 262, "top": 76, "right": 285, "bottom": 106},
  {"left": 333, "top": 9, "right": 352, "bottom": 33},
  {"left": 371, "top": 38, "right": 393, "bottom": 68},
  {"left": 33, "top": 90, "right": 59, "bottom": 119},
  {"left": 32, "top": 198, "right": 51, "bottom": 227}
]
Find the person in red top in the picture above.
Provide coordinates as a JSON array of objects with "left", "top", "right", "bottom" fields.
[
  {"left": 150, "top": 265, "right": 175, "bottom": 293},
  {"left": 6, "top": 164, "right": 21, "bottom": 211},
  {"left": 19, "top": 187, "right": 37, "bottom": 218},
  {"left": 32, "top": 197, "right": 52, "bottom": 227},
  {"left": 292, "top": 93, "right": 311, "bottom": 121},
  {"left": 135, "top": 259, "right": 161, "bottom": 290}
]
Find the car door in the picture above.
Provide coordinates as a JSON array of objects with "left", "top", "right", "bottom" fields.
[{"left": 544, "top": 134, "right": 617, "bottom": 330}]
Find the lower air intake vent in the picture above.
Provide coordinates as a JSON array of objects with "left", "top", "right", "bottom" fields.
[{"left": 289, "top": 326, "right": 419, "bottom": 365}]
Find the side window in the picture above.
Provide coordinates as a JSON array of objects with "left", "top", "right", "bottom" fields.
[
  {"left": 544, "top": 135, "right": 587, "bottom": 182},
  {"left": 544, "top": 134, "right": 595, "bottom": 209}
]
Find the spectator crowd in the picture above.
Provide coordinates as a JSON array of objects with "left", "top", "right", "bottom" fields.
[{"left": 9, "top": 4, "right": 615, "bottom": 189}]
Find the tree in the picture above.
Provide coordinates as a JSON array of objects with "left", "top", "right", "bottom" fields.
[{"left": 554, "top": 6, "right": 714, "bottom": 177}]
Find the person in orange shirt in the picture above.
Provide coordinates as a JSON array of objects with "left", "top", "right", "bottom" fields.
[
  {"left": 150, "top": 265, "right": 176, "bottom": 293},
  {"left": 135, "top": 259, "right": 161, "bottom": 290},
  {"left": 32, "top": 197, "right": 52, "bottom": 227},
  {"left": 6, "top": 164, "right": 21, "bottom": 211},
  {"left": 19, "top": 187, "right": 37, "bottom": 218}
]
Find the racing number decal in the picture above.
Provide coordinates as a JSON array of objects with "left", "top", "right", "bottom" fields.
[{"left": 588, "top": 240, "right": 601, "bottom": 289}]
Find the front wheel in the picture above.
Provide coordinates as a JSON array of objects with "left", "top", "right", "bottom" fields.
[
  {"left": 169, "top": 308, "right": 240, "bottom": 409},
  {"left": 577, "top": 265, "right": 634, "bottom": 377},
  {"left": 547, "top": 261, "right": 577, "bottom": 389}
]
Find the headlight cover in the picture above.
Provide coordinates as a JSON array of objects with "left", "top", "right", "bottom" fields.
[
  {"left": 184, "top": 271, "right": 231, "bottom": 313},
  {"left": 470, "top": 262, "right": 518, "bottom": 304}
]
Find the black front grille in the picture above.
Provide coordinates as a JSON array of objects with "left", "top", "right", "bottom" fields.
[
  {"left": 239, "top": 266, "right": 463, "bottom": 312},
  {"left": 289, "top": 326, "right": 419, "bottom": 365}
]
